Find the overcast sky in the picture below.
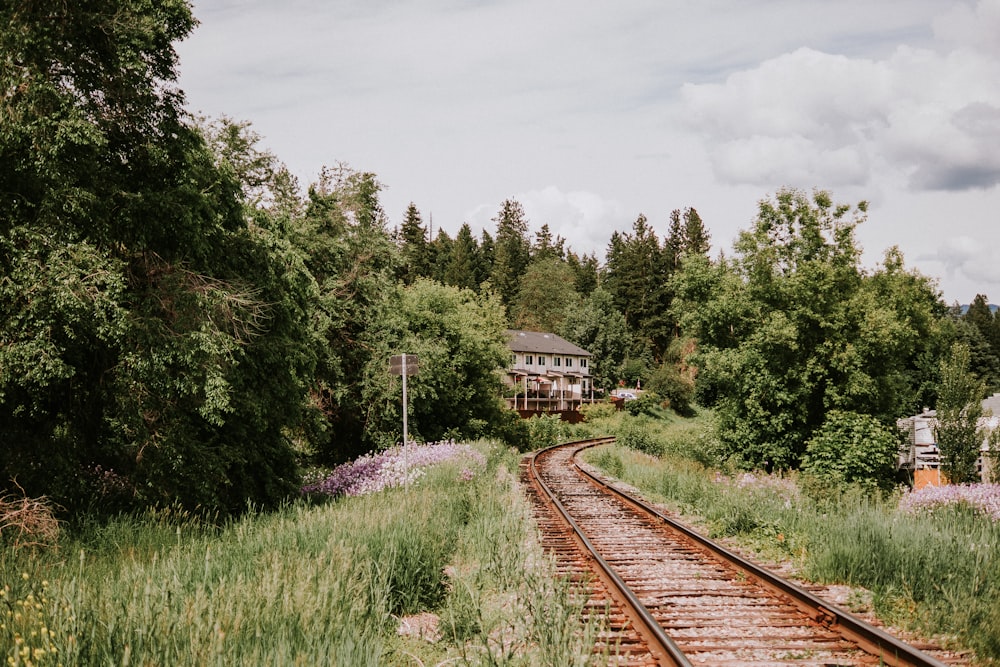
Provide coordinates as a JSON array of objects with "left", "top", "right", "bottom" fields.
[{"left": 176, "top": 0, "right": 1000, "bottom": 305}]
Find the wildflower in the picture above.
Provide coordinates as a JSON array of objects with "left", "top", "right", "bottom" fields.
[
  {"left": 899, "top": 483, "right": 1000, "bottom": 521},
  {"left": 301, "top": 441, "right": 487, "bottom": 498}
]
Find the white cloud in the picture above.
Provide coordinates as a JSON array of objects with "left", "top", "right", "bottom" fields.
[
  {"left": 465, "top": 186, "right": 628, "bottom": 258},
  {"left": 925, "top": 235, "right": 1000, "bottom": 287},
  {"left": 679, "top": 4, "right": 1000, "bottom": 193}
]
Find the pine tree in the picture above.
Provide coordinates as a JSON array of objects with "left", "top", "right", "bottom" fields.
[
  {"left": 398, "top": 202, "right": 431, "bottom": 284},
  {"left": 444, "top": 223, "right": 480, "bottom": 290},
  {"left": 489, "top": 199, "right": 531, "bottom": 316}
]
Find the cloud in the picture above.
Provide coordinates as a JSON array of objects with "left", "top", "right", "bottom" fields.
[
  {"left": 465, "top": 186, "right": 628, "bottom": 258},
  {"left": 679, "top": 2, "right": 1000, "bottom": 193},
  {"left": 923, "top": 235, "right": 1000, "bottom": 285}
]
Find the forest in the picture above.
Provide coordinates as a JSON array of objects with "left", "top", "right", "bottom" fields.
[{"left": 4, "top": 1, "right": 1000, "bottom": 516}]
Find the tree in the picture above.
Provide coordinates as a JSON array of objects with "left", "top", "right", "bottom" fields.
[
  {"left": 935, "top": 342, "right": 988, "bottom": 484},
  {"left": 1, "top": 1, "right": 314, "bottom": 513},
  {"left": 603, "top": 214, "right": 673, "bottom": 359},
  {"left": 361, "top": 280, "right": 510, "bottom": 446},
  {"left": 560, "top": 288, "right": 630, "bottom": 394},
  {"left": 664, "top": 207, "right": 711, "bottom": 273},
  {"left": 963, "top": 294, "right": 1000, "bottom": 390},
  {"left": 675, "top": 189, "right": 947, "bottom": 470},
  {"left": 511, "top": 258, "right": 579, "bottom": 332},
  {"left": 566, "top": 251, "right": 600, "bottom": 296},
  {"left": 442, "top": 223, "right": 481, "bottom": 291},
  {"left": 397, "top": 202, "right": 432, "bottom": 284},
  {"left": 531, "top": 223, "right": 565, "bottom": 261},
  {"left": 801, "top": 411, "right": 900, "bottom": 492},
  {"left": 291, "top": 167, "right": 399, "bottom": 464},
  {"left": 489, "top": 199, "right": 531, "bottom": 316}
]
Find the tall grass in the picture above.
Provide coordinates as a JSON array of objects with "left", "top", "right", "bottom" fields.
[
  {"left": 584, "top": 437, "right": 1000, "bottom": 662},
  {"left": 1, "top": 443, "right": 604, "bottom": 666}
]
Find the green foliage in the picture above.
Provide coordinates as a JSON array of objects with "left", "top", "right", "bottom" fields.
[
  {"left": 623, "top": 391, "right": 663, "bottom": 416},
  {"left": 584, "top": 440, "right": 1000, "bottom": 661},
  {"left": 489, "top": 199, "right": 531, "bottom": 316},
  {"left": 560, "top": 287, "right": 630, "bottom": 393},
  {"left": 526, "top": 414, "right": 567, "bottom": 450},
  {"left": 578, "top": 401, "right": 618, "bottom": 422},
  {"left": 604, "top": 214, "right": 674, "bottom": 359},
  {"left": 512, "top": 257, "right": 579, "bottom": 332},
  {"left": 361, "top": 279, "right": 510, "bottom": 447},
  {"left": 647, "top": 337, "right": 698, "bottom": 416},
  {"left": 801, "top": 410, "right": 901, "bottom": 492},
  {"left": 0, "top": 1, "right": 313, "bottom": 514},
  {"left": 935, "top": 342, "right": 989, "bottom": 484},
  {"left": 675, "top": 189, "right": 948, "bottom": 470},
  {"left": 617, "top": 418, "right": 663, "bottom": 456}
]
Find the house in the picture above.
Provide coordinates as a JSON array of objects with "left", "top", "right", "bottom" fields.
[
  {"left": 897, "top": 393, "right": 1000, "bottom": 486},
  {"left": 505, "top": 330, "right": 593, "bottom": 412}
]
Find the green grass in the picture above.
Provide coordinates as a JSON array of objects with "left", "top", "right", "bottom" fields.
[
  {"left": 583, "top": 414, "right": 1000, "bottom": 664},
  {"left": 1, "top": 442, "right": 605, "bottom": 666}
]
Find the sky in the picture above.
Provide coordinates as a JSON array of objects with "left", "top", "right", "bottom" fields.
[{"left": 175, "top": 0, "right": 1000, "bottom": 305}]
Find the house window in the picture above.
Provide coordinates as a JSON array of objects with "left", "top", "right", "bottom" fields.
[
  {"left": 511, "top": 354, "right": 517, "bottom": 365},
  {"left": 538, "top": 356, "right": 546, "bottom": 366},
  {"left": 525, "top": 355, "right": 533, "bottom": 365},
  {"left": 565, "top": 357, "right": 573, "bottom": 367},
  {"left": 580, "top": 359, "right": 588, "bottom": 368},
  {"left": 554, "top": 357, "right": 561, "bottom": 367}
]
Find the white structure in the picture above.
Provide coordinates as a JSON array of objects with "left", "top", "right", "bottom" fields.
[
  {"left": 505, "top": 330, "right": 593, "bottom": 411},
  {"left": 898, "top": 393, "right": 1000, "bottom": 484}
]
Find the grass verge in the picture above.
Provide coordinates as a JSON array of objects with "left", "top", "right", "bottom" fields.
[
  {"left": 1, "top": 442, "right": 604, "bottom": 666},
  {"left": 582, "top": 416, "right": 1000, "bottom": 664}
]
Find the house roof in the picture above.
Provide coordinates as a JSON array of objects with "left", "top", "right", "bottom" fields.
[
  {"left": 506, "top": 330, "right": 592, "bottom": 357},
  {"left": 983, "top": 393, "right": 1000, "bottom": 415}
]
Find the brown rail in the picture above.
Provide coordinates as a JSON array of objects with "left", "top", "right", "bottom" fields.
[{"left": 525, "top": 438, "right": 954, "bottom": 667}]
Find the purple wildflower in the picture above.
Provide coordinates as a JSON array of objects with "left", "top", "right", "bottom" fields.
[
  {"left": 301, "top": 440, "right": 487, "bottom": 498},
  {"left": 899, "top": 483, "right": 1000, "bottom": 522}
]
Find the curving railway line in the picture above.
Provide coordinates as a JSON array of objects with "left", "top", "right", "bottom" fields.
[{"left": 522, "top": 437, "right": 959, "bottom": 667}]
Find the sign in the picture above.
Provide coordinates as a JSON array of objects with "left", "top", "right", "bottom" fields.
[{"left": 389, "top": 354, "right": 419, "bottom": 376}]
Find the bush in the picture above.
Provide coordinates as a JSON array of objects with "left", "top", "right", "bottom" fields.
[
  {"left": 579, "top": 402, "right": 618, "bottom": 421},
  {"left": 624, "top": 391, "right": 662, "bottom": 416},
  {"left": 617, "top": 418, "right": 662, "bottom": 456},
  {"left": 527, "top": 414, "right": 566, "bottom": 450},
  {"left": 801, "top": 410, "right": 900, "bottom": 492}
]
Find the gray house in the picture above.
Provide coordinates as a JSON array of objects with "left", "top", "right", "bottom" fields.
[{"left": 505, "top": 330, "right": 593, "bottom": 411}]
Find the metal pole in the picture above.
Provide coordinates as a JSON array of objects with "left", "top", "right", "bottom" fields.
[{"left": 401, "top": 353, "right": 409, "bottom": 446}]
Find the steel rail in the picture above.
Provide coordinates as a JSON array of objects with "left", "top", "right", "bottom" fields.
[
  {"left": 572, "top": 439, "right": 952, "bottom": 667},
  {"left": 528, "top": 438, "right": 694, "bottom": 667}
]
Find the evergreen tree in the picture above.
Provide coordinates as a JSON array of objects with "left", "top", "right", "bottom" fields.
[
  {"left": 531, "top": 223, "right": 565, "bottom": 261},
  {"left": 489, "top": 199, "right": 531, "bottom": 316},
  {"left": 603, "top": 214, "right": 672, "bottom": 359},
  {"left": 398, "top": 202, "right": 432, "bottom": 284},
  {"left": 443, "top": 223, "right": 481, "bottom": 290},
  {"left": 567, "top": 251, "right": 600, "bottom": 296},
  {"left": 512, "top": 258, "right": 579, "bottom": 332}
]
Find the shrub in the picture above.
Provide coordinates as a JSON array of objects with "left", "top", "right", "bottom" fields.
[
  {"left": 526, "top": 414, "right": 566, "bottom": 449},
  {"left": 801, "top": 411, "right": 899, "bottom": 492},
  {"left": 624, "top": 391, "right": 662, "bottom": 416},
  {"left": 578, "top": 402, "right": 617, "bottom": 421},
  {"left": 617, "top": 418, "right": 662, "bottom": 456}
]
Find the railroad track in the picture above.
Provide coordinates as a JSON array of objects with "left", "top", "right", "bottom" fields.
[{"left": 522, "top": 438, "right": 957, "bottom": 667}]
